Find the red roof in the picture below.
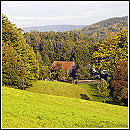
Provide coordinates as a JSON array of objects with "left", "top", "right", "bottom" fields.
[{"left": 51, "top": 61, "right": 74, "bottom": 71}]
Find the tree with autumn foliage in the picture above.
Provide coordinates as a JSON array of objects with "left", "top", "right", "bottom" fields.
[
  {"left": 2, "top": 43, "right": 22, "bottom": 88},
  {"left": 92, "top": 29, "right": 128, "bottom": 105},
  {"left": 2, "top": 14, "right": 39, "bottom": 89},
  {"left": 92, "top": 29, "right": 128, "bottom": 75},
  {"left": 97, "top": 78, "right": 110, "bottom": 103},
  {"left": 76, "top": 64, "right": 90, "bottom": 80},
  {"left": 111, "top": 59, "right": 128, "bottom": 105}
]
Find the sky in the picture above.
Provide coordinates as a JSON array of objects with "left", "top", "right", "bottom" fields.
[{"left": 1, "top": 1, "right": 129, "bottom": 28}]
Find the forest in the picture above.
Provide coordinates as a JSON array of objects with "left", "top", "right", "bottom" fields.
[{"left": 2, "top": 14, "right": 128, "bottom": 106}]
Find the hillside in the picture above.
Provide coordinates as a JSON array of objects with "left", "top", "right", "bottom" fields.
[
  {"left": 74, "top": 16, "right": 128, "bottom": 41},
  {"left": 2, "top": 86, "right": 128, "bottom": 128},
  {"left": 26, "top": 80, "right": 93, "bottom": 100},
  {"left": 77, "top": 83, "right": 119, "bottom": 105},
  {"left": 22, "top": 24, "right": 87, "bottom": 32}
]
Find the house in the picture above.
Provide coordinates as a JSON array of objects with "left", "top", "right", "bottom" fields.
[{"left": 51, "top": 61, "right": 77, "bottom": 77}]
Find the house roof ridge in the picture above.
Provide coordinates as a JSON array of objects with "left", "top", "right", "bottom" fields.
[
  {"left": 52, "top": 61, "right": 75, "bottom": 71},
  {"left": 53, "top": 61, "right": 73, "bottom": 63}
]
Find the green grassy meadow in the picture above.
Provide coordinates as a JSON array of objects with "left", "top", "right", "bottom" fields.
[
  {"left": 77, "top": 83, "right": 124, "bottom": 105},
  {"left": 2, "top": 85, "right": 128, "bottom": 128},
  {"left": 77, "top": 83, "right": 108, "bottom": 102},
  {"left": 26, "top": 80, "right": 93, "bottom": 100}
]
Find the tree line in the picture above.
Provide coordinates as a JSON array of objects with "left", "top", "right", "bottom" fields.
[{"left": 23, "top": 30, "right": 98, "bottom": 80}]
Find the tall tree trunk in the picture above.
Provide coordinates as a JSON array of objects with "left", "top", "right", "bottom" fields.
[{"left": 103, "top": 97, "right": 105, "bottom": 103}]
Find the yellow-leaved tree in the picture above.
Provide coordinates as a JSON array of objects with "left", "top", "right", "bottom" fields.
[{"left": 2, "top": 14, "right": 39, "bottom": 89}]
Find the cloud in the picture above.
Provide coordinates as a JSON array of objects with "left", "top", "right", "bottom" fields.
[
  {"left": 8, "top": 11, "right": 96, "bottom": 22},
  {"left": 8, "top": 16, "right": 64, "bottom": 21},
  {"left": 16, "top": 21, "right": 33, "bottom": 24},
  {"left": 1, "top": 1, "right": 25, "bottom": 8},
  {"left": 2, "top": 1, "right": 128, "bottom": 28}
]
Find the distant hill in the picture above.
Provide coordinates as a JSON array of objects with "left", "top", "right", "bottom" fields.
[
  {"left": 74, "top": 16, "right": 128, "bottom": 41},
  {"left": 22, "top": 24, "right": 87, "bottom": 32},
  {"left": 22, "top": 16, "right": 128, "bottom": 40}
]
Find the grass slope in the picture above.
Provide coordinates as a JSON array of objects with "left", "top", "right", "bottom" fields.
[
  {"left": 26, "top": 80, "right": 92, "bottom": 100},
  {"left": 2, "top": 86, "right": 128, "bottom": 128},
  {"left": 77, "top": 83, "right": 125, "bottom": 105},
  {"left": 77, "top": 83, "right": 106, "bottom": 102}
]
